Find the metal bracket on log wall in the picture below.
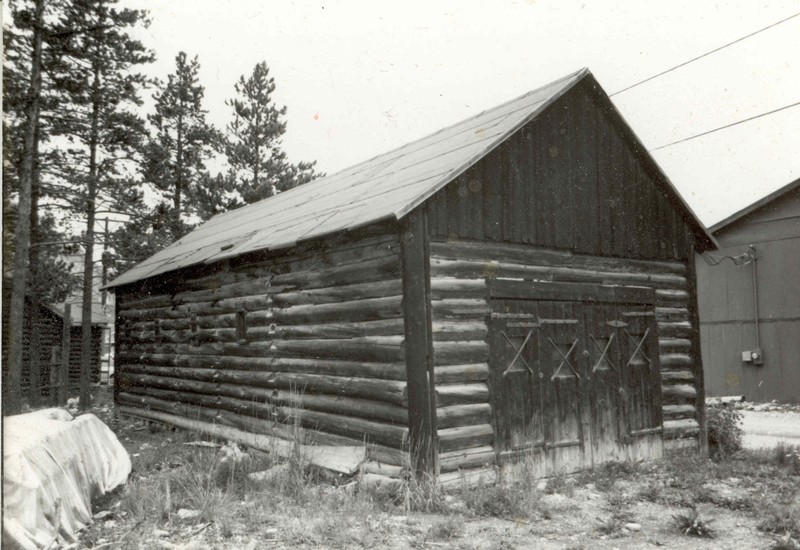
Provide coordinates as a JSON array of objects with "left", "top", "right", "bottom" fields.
[{"left": 401, "top": 209, "right": 438, "bottom": 475}]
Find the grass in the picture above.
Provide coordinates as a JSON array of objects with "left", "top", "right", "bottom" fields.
[
  {"left": 86, "top": 400, "right": 800, "bottom": 550},
  {"left": 673, "top": 506, "right": 716, "bottom": 538}
]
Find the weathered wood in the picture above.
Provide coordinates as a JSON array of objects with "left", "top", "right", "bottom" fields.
[
  {"left": 117, "top": 404, "right": 368, "bottom": 474},
  {"left": 658, "top": 321, "right": 692, "bottom": 338},
  {"left": 271, "top": 255, "right": 402, "bottom": 290},
  {"left": 303, "top": 430, "right": 408, "bottom": 466},
  {"left": 436, "top": 404, "right": 492, "bottom": 429},
  {"left": 430, "top": 321, "right": 489, "bottom": 342},
  {"left": 235, "top": 229, "right": 399, "bottom": 280},
  {"left": 431, "top": 341, "right": 489, "bottom": 366},
  {"left": 117, "top": 404, "right": 299, "bottom": 454},
  {"left": 272, "top": 279, "right": 402, "bottom": 307},
  {"left": 429, "top": 239, "right": 686, "bottom": 275},
  {"left": 117, "top": 394, "right": 298, "bottom": 440},
  {"left": 129, "top": 318, "right": 408, "bottom": 340},
  {"left": 118, "top": 353, "right": 408, "bottom": 380},
  {"left": 430, "top": 258, "right": 686, "bottom": 289},
  {"left": 438, "top": 445, "right": 495, "bottom": 473},
  {"left": 119, "top": 297, "right": 277, "bottom": 321},
  {"left": 272, "top": 319, "right": 406, "bottom": 340},
  {"left": 663, "top": 418, "right": 700, "bottom": 439},
  {"left": 434, "top": 364, "right": 489, "bottom": 384},
  {"left": 488, "top": 279, "right": 656, "bottom": 304},
  {"left": 660, "top": 353, "right": 692, "bottom": 367},
  {"left": 170, "top": 279, "right": 273, "bottom": 304},
  {"left": 272, "top": 337, "right": 405, "bottom": 363},
  {"left": 685, "top": 241, "right": 707, "bottom": 454},
  {"left": 400, "top": 209, "right": 437, "bottom": 475},
  {"left": 287, "top": 408, "right": 409, "bottom": 449},
  {"left": 119, "top": 368, "right": 408, "bottom": 405},
  {"left": 655, "top": 289, "right": 690, "bottom": 304},
  {"left": 658, "top": 338, "right": 691, "bottom": 351},
  {"left": 274, "top": 296, "right": 403, "bottom": 325},
  {"left": 438, "top": 424, "right": 494, "bottom": 452},
  {"left": 663, "top": 404, "right": 696, "bottom": 420},
  {"left": 661, "top": 384, "right": 697, "bottom": 403},
  {"left": 435, "top": 383, "right": 490, "bottom": 406},
  {"left": 429, "top": 278, "right": 487, "bottom": 299},
  {"left": 655, "top": 307, "right": 689, "bottom": 321},
  {"left": 362, "top": 461, "right": 404, "bottom": 477},
  {"left": 438, "top": 466, "right": 497, "bottom": 488},
  {"left": 431, "top": 299, "right": 491, "bottom": 319},
  {"left": 123, "top": 382, "right": 409, "bottom": 424},
  {"left": 660, "top": 370, "right": 695, "bottom": 383}
]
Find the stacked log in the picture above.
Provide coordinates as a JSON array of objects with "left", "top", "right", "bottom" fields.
[
  {"left": 116, "top": 229, "right": 411, "bottom": 468},
  {"left": 428, "top": 240, "right": 700, "bottom": 453}
]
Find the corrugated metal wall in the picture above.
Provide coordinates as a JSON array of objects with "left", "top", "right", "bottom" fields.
[{"left": 697, "top": 190, "right": 800, "bottom": 403}]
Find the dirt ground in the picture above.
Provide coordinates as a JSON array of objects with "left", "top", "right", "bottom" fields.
[{"left": 70, "top": 391, "right": 799, "bottom": 550}]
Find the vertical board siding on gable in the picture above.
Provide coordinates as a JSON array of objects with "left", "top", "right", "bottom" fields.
[
  {"left": 424, "top": 81, "right": 693, "bottom": 262},
  {"left": 427, "top": 240, "right": 701, "bottom": 453},
  {"left": 114, "top": 228, "right": 411, "bottom": 466}
]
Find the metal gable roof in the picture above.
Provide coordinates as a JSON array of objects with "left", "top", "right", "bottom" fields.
[
  {"left": 108, "top": 69, "right": 587, "bottom": 288},
  {"left": 710, "top": 177, "right": 800, "bottom": 234},
  {"left": 107, "top": 67, "right": 714, "bottom": 289}
]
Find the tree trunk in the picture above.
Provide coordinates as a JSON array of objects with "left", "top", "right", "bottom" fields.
[
  {"left": 29, "top": 128, "right": 43, "bottom": 407},
  {"left": 80, "top": 61, "right": 101, "bottom": 410},
  {"left": 6, "top": 0, "right": 45, "bottom": 415},
  {"left": 175, "top": 111, "right": 183, "bottom": 226}
]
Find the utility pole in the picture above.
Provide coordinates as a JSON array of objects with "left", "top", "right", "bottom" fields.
[{"left": 101, "top": 217, "right": 109, "bottom": 306}]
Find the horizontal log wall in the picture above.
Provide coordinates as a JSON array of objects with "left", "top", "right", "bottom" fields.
[
  {"left": 115, "top": 227, "right": 412, "bottom": 468},
  {"left": 428, "top": 240, "right": 701, "bottom": 457}
]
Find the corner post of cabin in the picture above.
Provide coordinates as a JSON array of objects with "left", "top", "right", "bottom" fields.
[
  {"left": 687, "top": 237, "right": 708, "bottom": 454},
  {"left": 400, "top": 209, "right": 438, "bottom": 476}
]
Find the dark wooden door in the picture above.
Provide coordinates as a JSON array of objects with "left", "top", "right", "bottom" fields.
[
  {"left": 538, "top": 301, "right": 591, "bottom": 473},
  {"left": 488, "top": 300, "right": 546, "bottom": 457},
  {"left": 488, "top": 281, "right": 662, "bottom": 473},
  {"left": 585, "top": 304, "right": 625, "bottom": 463},
  {"left": 616, "top": 305, "right": 663, "bottom": 460}
]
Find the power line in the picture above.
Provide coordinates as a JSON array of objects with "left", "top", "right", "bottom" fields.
[
  {"left": 650, "top": 99, "right": 800, "bottom": 151},
  {"left": 611, "top": 11, "right": 800, "bottom": 97}
]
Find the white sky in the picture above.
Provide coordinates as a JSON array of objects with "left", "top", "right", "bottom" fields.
[{"left": 123, "top": 1, "right": 799, "bottom": 225}]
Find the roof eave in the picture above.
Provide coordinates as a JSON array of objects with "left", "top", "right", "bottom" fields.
[
  {"left": 710, "top": 177, "right": 800, "bottom": 234},
  {"left": 394, "top": 68, "right": 590, "bottom": 220}
]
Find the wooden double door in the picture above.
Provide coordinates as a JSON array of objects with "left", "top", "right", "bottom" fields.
[{"left": 488, "top": 281, "right": 663, "bottom": 474}]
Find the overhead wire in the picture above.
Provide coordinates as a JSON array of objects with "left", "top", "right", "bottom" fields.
[
  {"left": 610, "top": 11, "right": 800, "bottom": 97},
  {"left": 650, "top": 100, "right": 800, "bottom": 151}
]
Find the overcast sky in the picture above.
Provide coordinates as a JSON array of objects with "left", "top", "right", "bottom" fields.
[{"left": 121, "top": 0, "right": 800, "bottom": 226}]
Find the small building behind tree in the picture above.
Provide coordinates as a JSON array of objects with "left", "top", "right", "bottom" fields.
[
  {"left": 1, "top": 289, "right": 109, "bottom": 406},
  {"left": 696, "top": 178, "right": 800, "bottom": 404},
  {"left": 107, "top": 69, "right": 716, "bottom": 481}
]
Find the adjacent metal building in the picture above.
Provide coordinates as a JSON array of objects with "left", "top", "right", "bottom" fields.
[
  {"left": 696, "top": 178, "right": 800, "bottom": 403},
  {"left": 107, "top": 69, "right": 716, "bottom": 480}
]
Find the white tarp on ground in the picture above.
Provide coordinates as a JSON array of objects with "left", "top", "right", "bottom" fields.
[{"left": 2, "top": 408, "right": 131, "bottom": 549}]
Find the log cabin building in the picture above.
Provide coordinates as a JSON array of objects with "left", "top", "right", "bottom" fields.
[
  {"left": 1, "top": 292, "right": 107, "bottom": 406},
  {"left": 107, "top": 69, "right": 716, "bottom": 481}
]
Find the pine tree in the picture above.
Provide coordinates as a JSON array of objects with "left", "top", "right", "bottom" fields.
[
  {"left": 226, "top": 61, "right": 320, "bottom": 204},
  {"left": 4, "top": 0, "right": 47, "bottom": 414},
  {"left": 144, "top": 52, "right": 221, "bottom": 231},
  {"left": 45, "top": 0, "right": 153, "bottom": 408}
]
